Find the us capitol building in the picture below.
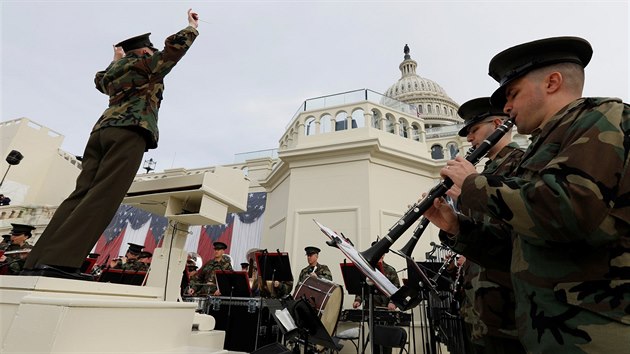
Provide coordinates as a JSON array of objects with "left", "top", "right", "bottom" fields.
[{"left": 0, "top": 45, "right": 526, "bottom": 353}]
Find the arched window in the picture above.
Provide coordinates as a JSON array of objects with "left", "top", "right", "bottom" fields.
[
  {"left": 335, "top": 112, "right": 348, "bottom": 131},
  {"left": 385, "top": 114, "right": 395, "bottom": 133},
  {"left": 352, "top": 109, "right": 365, "bottom": 128},
  {"left": 427, "top": 105, "right": 432, "bottom": 114},
  {"left": 399, "top": 119, "right": 409, "bottom": 138},
  {"left": 417, "top": 105, "right": 423, "bottom": 115},
  {"left": 447, "top": 142, "right": 459, "bottom": 159},
  {"left": 321, "top": 114, "right": 333, "bottom": 133},
  {"left": 305, "top": 117, "right": 316, "bottom": 136},
  {"left": 371, "top": 109, "right": 380, "bottom": 129},
  {"left": 411, "top": 124, "right": 420, "bottom": 141},
  {"left": 431, "top": 144, "right": 444, "bottom": 159}
]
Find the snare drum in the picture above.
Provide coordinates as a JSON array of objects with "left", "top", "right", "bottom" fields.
[
  {"left": 293, "top": 276, "right": 344, "bottom": 335},
  {"left": 182, "top": 296, "right": 208, "bottom": 313}
]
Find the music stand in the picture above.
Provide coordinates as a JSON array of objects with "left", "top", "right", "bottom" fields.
[
  {"left": 277, "top": 297, "right": 340, "bottom": 352},
  {"left": 215, "top": 270, "right": 251, "bottom": 297},
  {"left": 255, "top": 251, "right": 293, "bottom": 283},
  {"left": 98, "top": 269, "right": 147, "bottom": 285},
  {"left": 80, "top": 258, "right": 97, "bottom": 274},
  {"left": 416, "top": 261, "right": 453, "bottom": 291}
]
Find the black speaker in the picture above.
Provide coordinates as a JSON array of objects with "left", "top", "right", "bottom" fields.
[{"left": 251, "top": 342, "right": 291, "bottom": 354}]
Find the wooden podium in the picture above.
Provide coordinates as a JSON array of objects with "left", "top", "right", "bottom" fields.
[{"left": 0, "top": 167, "right": 249, "bottom": 354}]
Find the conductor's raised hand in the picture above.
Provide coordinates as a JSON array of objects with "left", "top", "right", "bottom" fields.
[
  {"left": 188, "top": 8, "right": 199, "bottom": 28},
  {"left": 113, "top": 46, "right": 125, "bottom": 61}
]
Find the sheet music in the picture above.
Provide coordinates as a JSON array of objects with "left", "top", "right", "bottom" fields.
[{"left": 275, "top": 308, "right": 297, "bottom": 332}]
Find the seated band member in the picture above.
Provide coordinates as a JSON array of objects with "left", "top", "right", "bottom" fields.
[
  {"left": 297, "top": 246, "right": 332, "bottom": 284},
  {"left": 0, "top": 224, "right": 36, "bottom": 275},
  {"left": 190, "top": 241, "right": 232, "bottom": 296},
  {"left": 109, "top": 243, "right": 144, "bottom": 270}
]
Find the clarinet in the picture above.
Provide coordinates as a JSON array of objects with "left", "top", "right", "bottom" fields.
[{"left": 361, "top": 118, "right": 514, "bottom": 266}]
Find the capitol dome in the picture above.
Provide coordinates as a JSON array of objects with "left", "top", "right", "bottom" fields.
[{"left": 384, "top": 45, "right": 462, "bottom": 128}]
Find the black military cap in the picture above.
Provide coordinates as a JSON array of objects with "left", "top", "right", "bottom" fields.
[
  {"left": 457, "top": 97, "right": 508, "bottom": 137},
  {"left": 115, "top": 32, "right": 158, "bottom": 52},
  {"left": 138, "top": 251, "right": 153, "bottom": 259},
  {"left": 240, "top": 262, "right": 250, "bottom": 269},
  {"left": 10, "top": 223, "right": 36, "bottom": 237},
  {"left": 2, "top": 234, "right": 11, "bottom": 241},
  {"left": 305, "top": 246, "right": 321, "bottom": 255},
  {"left": 213, "top": 241, "right": 228, "bottom": 250},
  {"left": 126, "top": 243, "right": 144, "bottom": 255},
  {"left": 488, "top": 36, "right": 592, "bottom": 107},
  {"left": 88, "top": 253, "right": 100, "bottom": 259}
]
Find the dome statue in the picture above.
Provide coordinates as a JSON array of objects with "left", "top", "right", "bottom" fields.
[{"left": 384, "top": 45, "right": 462, "bottom": 128}]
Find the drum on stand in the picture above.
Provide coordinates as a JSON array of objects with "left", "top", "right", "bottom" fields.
[
  {"left": 293, "top": 276, "right": 343, "bottom": 336},
  {"left": 182, "top": 296, "right": 208, "bottom": 313}
]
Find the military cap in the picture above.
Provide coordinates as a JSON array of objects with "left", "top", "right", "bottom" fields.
[
  {"left": 240, "top": 262, "right": 250, "bottom": 269},
  {"left": 126, "top": 243, "right": 144, "bottom": 255},
  {"left": 488, "top": 36, "right": 592, "bottom": 107},
  {"left": 305, "top": 246, "right": 321, "bottom": 255},
  {"left": 213, "top": 241, "right": 228, "bottom": 250},
  {"left": 10, "top": 223, "right": 36, "bottom": 237},
  {"left": 88, "top": 253, "right": 100, "bottom": 259},
  {"left": 138, "top": 251, "right": 153, "bottom": 259},
  {"left": 115, "top": 33, "right": 158, "bottom": 52},
  {"left": 2, "top": 234, "right": 11, "bottom": 241},
  {"left": 456, "top": 97, "right": 508, "bottom": 137}
]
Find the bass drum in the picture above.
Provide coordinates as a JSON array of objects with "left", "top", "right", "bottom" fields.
[{"left": 293, "top": 276, "right": 343, "bottom": 336}]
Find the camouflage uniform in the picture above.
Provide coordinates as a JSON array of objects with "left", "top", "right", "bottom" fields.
[
  {"left": 24, "top": 26, "right": 198, "bottom": 270},
  {"left": 192, "top": 255, "right": 233, "bottom": 295},
  {"left": 451, "top": 143, "right": 525, "bottom": 351},
  {"left": 354, "top": 261, "right": 400, "bottom": 307},
  {"left": 1, "top": 242, "right": 32, "bottom": 275},
  {"left": 112, "top": 259, "right": 149, "bottom": 272},
  {"left": 297, "top": 263, "right": 333, "bottom": 284},
  {"left": 455, "top": 98, "right": 630, "bottom": 352}
]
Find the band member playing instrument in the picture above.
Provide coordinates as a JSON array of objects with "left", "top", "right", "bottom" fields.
[
  {"left": 425, "top": 37, "right": 629, "bottom": 353},
  {"left": 189, "top": 242, "right": 232, "bottom": 296},
  {"left": 109, "top": 243, "right": 145, "bottom": 270},
  {"left": 0, "top": 224, "right": 36, "bottom": 275},
  {"left": 446, "top": 97, "right": 525, "bottom": 354},
  {"left": 297, "top": 246, "right": 332, "bottom": 284}
]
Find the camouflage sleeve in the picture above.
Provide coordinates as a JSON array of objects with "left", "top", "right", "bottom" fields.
[
  {"left": 94, "top": 62, "right": 115, "bottom": 94},
  {"left": 318, "top": 264, "right": 333, "bottom": 281},
  {"left": 146, "top": 26, "right": 199, "bottom": 79},
  {"left": 444, "top": 215, "right": 513, "bottom": 272},
  {"left": 460, "top": 99, "right": 629, "bottom": 246},
  {"left": 276, "top": 281, "right": 293, "bottom": 297}
]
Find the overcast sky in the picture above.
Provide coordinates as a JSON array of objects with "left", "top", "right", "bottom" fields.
[{"left": 1, "top": 0, "right": 628, "bottom": 171}]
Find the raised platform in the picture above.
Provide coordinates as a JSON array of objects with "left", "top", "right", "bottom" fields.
[{"left": 0, "top": 276, "right": 231, "bottom": 354}]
